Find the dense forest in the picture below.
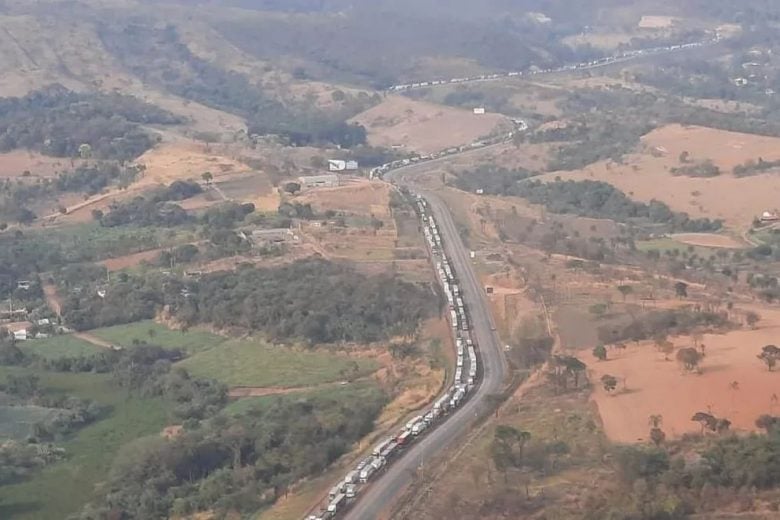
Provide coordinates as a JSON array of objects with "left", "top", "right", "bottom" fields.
[
  {"left": 75, "top": 384, "right": 386, "bottom": 519},
  {"left": 500, "top": 179, "right": 722, "bottom": 232},
  {"left": 0, "top": 86, "right": 182, "bottom": 161},
  {"left": 59, "top": 259, "right": 433, "bottom": 343},
  {"left": 171, "top": 259, "right": 433, "bottom": 343}
]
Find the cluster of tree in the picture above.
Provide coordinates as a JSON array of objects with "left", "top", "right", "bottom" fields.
[
  {"left": 595, "top": 422, "right": 780, "bottom": 517},
  {"left": 452, "top": 165, "right": 534, "bottom": 195},
  {"left": 76, "top": 387, "right": 386, "bottom": 518},
  {"left": 201, "top": 202, "right": 256, "bottom": 229},
  {"left": 97, "top": 198, "right": 190, "bottom": 228},
  {"left": 510, "top": 315, "right": 554, "bottom": 369},
  {"left": 490, "top": 425, "right": 570, "bottom": 484},
  {"left": 0, "top": 163, "right": 145, "bottom": 225},
  {"left": 0, "top": 440, "right": 65, "bottom": 486},
  {"left": 671, "top": 160, "right": 721, "bottom": 178},
  {"left": 546, "top": 355, "right": 587, "bottom": 393},
  {"left": 148, "top": 180, "right": 203, "bottom": 202},
  {"left": 0, "top": 85, "right": 181, "bottom": 161},
  {"left": 97, "top": 23, "right": 369, "bottom": 148},
  {"left": 171, "top": 259, "right": 433, "bottom": 343},
  {"left": 95, "top": 180, "right": 206, "bottom": 228},
  {"left": 509, "top": 179, "right": 722, "bottom": 232},
  {"left": 598, "top": 307, "right": 731, "bottom": 345},
  {"left": 60, "top": 273, "right": 163, "bottom": 330},
  {"left": 1, "top": 341, "right": 228, "bottom": 422},
  {"left": 733, "top": 157, "right": 780, "bottom": 177}
]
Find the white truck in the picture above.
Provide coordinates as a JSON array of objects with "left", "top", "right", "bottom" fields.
[
  {"left": 327, "top": 493, "right": 346, "bottom": 514},
  {"left": 359, "top": 463, "right": 376, "bottom": 483}
]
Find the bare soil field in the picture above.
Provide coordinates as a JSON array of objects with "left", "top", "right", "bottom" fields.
[
  {"left": 349, "top": 95, "right": 507, "bottom": 154},
  {"left": 135, "top": 140, "right": 248, "bottom": 185},
  {"left": 671, "top": 232, "right": 749, "bottom": 249},
  {"left": 296, "top": 180, "right": 392, "bottom": 219},
  {"left": 99, "top": 248, "right": 163, "bottom": 271},
  {"left": 539, "top": 124, "right": 780, "bottom": 229},
  {"left": 0, "top": 151, "right": 69, "bottom": 177},
  {"left": 590, "top": 305, "right": 780, "bottom": 443},
  {"left": 638, "top": 15, "right": 679, "bottom": 29}
]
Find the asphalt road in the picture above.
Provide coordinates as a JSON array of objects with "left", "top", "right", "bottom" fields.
[{"left": 342, "top": 171, "right": 509, "bottom": 520}]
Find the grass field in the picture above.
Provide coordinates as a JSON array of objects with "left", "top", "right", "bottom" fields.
[
  {"left": 22, "top": 335, "right": 104, "bottom": 360},
  {"left": 0, "top": 367, "right": 169, "bottom": 520},
  {"left": 635, "top": 237, "right": 716, "bottom": 258},
  {"left": 225, "top": 380, "right": 384, "bottom": 416},
  {"left": 178, "top": 339, "right": 379, "bottom": 388},
  {"left": 89, "top": 320, "right": 225, "bottom": 353}
]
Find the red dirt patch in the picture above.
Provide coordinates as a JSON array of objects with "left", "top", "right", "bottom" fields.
[{"left": 590, "top": 306, "right": 780, "bottom": 443}]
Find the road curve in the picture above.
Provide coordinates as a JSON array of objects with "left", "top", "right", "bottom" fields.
[{"left": 342, "top": 172, "right": 509, "bottom": 520}]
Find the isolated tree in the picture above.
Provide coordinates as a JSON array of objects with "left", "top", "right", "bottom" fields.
[
  {"left": 617, "top": 284, "right": 633, "bottom": 302},
  {"left": 715, "top": 418, "right": 731, "bottom": 434},
  {"left": 601, "top": 374, "right": 618, "bottom": 393},
  {"left": 201, "top": 172, "right": 213, "bottom": 186},
  {"left": 658, "top": 341, "right": 675, "bottom": 361},
  {"left": 593, "top": 344, "right": 608, "bottom": 361},
  {"left": 679, "top": 151, "right": 690, "bottom": 163},
  {"left": 757, "top": 344, "right": 780, "bottom": 371},
  {"left": 674, "top": 281, "right": 688, "bottom": 298},
  {"left": 745, "top": 311, "right": 761, "bottom": 329},
  {"left": 648, "top": 414, "right": 663, "bottom": 429},
  {"left": 692, "top": 411, "right": 716, "bottom": 434},
  {"left": 78, "top": 143, "right": 92, "bottom": 160},
  {"left": 649, "top": 427, "right": 666, "bottom": 446},
  {"left": 676, "top": 347, "right": 702, "bottom": 372}
]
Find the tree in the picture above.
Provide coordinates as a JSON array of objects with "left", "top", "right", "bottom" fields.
[
  {"left": 78, "top": 143, "right": 92, "bottom": 160},
  {"left": 746, "top": 311, "right": 760, "bottom": 329},
  {"left": 692, "top": 411, "right": 716, "bottom": 434},
  {"left": 201, "top": 172, "right": 213, "bottom": 185},
  {"left": 674, "top": 281, "right": 688, "bottom": 298},
  {"left": 758, "top": 344, "right": 780, "bottom": 371},
  {"left": 601, "top": 374, "right": 618, "bottom": 393},
  {"left": 592, "top": 344, "right": 607, "bottom": 361},
  {"left": 659, "top": 341, "right": 675, "bottom": 361},
  {"left": 755, "top": 414, "right": 779, "bottom": 433},
  {"left": 676, "top": 347, "right": 702, "bottom": 372},
  {"left": 283, "top": 182, "right": 301, "bottom": 195},
  {"left": 648, "top": 414, "right": 663, "bottom": 429},
  {"left": 649, "top": 427, "right": 666, "bottom": 446},
  {"left": 617, "top": 284, "right": 633, "bottom": 301}
]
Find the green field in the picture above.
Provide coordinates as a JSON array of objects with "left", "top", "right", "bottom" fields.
[
  {"left": 635, "top": 238, "right": 716, "bottom": 257},
  {"left": 0, "top": 367, "right": 169, "bottom": 520},
  {"left": 22, "top": 335, "right": 104, "bottom": 360},
  {"left": 89, "top": 320, "right": 225, "bottom": 353},
  {"left": 224, "top": 380, "right": 385, "bottom": 416},
  {"left": 178, "top": 339, "right": 379, "bottom": 388}
]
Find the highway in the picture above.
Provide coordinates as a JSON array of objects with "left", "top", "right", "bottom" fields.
[{"left": 342, "top": 168, "right": 509, "bottom": 520}]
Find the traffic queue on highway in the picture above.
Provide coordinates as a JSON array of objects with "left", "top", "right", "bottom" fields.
[
  {"left": 368, "top": 118, "right": 527, "bottom": 181},
  {"left": 304, "top": 196, "right": 479, "bottom": 520},
  {"left": 385, "top": 33, "right": 723, "bottom": 93}
]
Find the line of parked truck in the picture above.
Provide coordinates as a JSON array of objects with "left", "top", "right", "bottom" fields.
[
  {"left": 386, "top": 34, "right": 723, "bottom": 93},
  {"left": 304, "top": 196, "right": 478, "bottom": 520},
  {"left": 368, "top": 118, "right": 526, "bottom": 181}
]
